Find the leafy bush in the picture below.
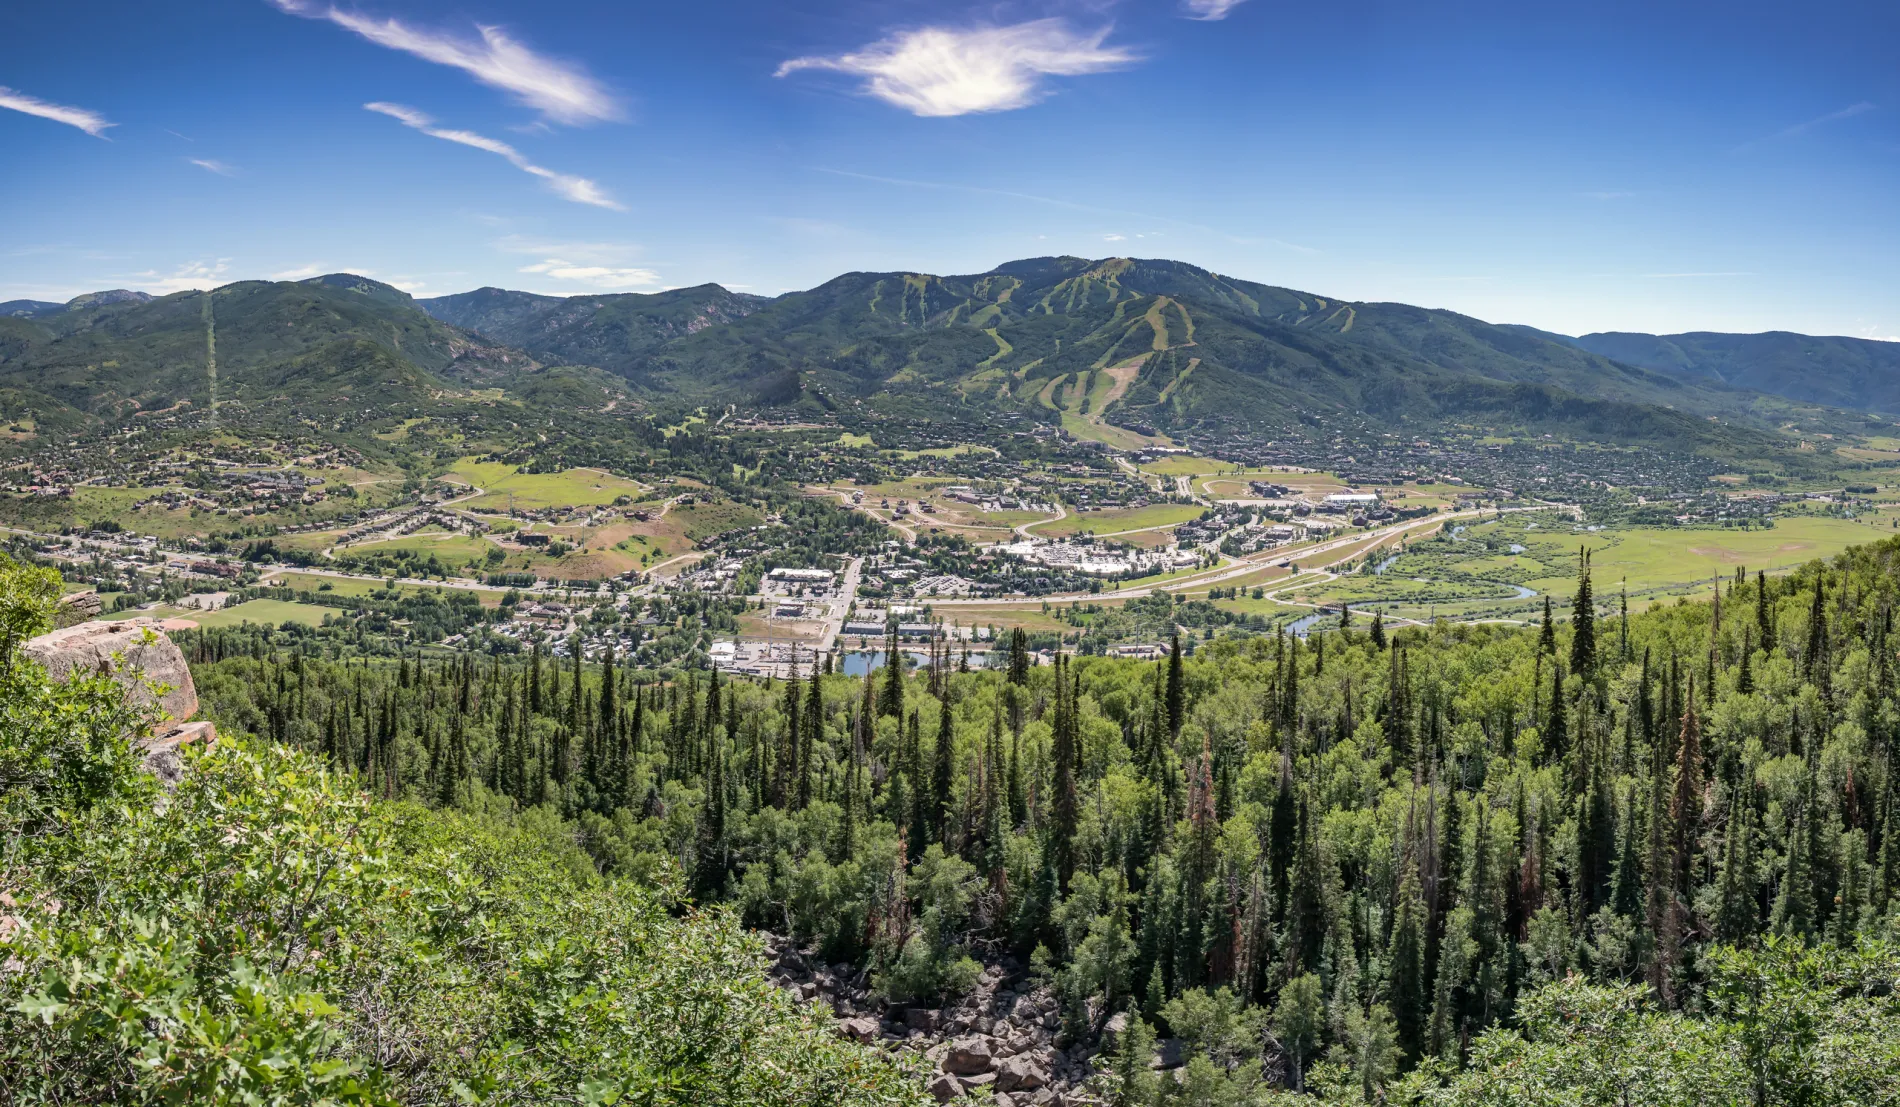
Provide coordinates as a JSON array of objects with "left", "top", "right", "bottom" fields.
[{"left": 0, "top": 562, "right": 928, "bottom": 1106}]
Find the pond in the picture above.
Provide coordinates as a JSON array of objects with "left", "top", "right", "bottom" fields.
[{"left": 840, "top": 650, "right": 922, "bottom": 676}]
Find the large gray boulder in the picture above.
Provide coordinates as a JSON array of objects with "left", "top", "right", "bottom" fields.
[
  {"left": 943, "top": 1037, "right": 996, "bottom": 1076},
  {"left": 24, "top": 619, "right": 199, "bottom": 725}
]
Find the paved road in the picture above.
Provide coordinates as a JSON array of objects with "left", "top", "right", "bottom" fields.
[
  {"left": 925, "top": 505, "right": 1537, "bottom": 608},
  {"left": 816, "top": 556, "right": 864, "bottom": 654}
]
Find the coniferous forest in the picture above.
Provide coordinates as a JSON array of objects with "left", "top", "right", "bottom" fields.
[{"left": 8, "top": 543, "right": 1900, "bottom": 1104}]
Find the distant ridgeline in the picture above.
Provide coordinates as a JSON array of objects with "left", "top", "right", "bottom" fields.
[
  {"left": 147, "top": 536, "right": 1900, "bottom": 1100},
  {"left": 0, "top": 258, "right": 1892, "bottom": 466}
]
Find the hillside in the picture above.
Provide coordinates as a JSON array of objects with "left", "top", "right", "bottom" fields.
[
  {"left": 419, "top": 283, "right": 765, "bottom": 376},
  {"left": 0, "top": 275, "right": 535, "bottom": 425},
  {"left": 4, "top": 258, "right": 1885, "bottom": 462},
  {"left": 444, "top": 255, "right": 1797, "bottom": 452},
  {"left": 1569, "top": 329, "right": 1900, "bottom": 413}
]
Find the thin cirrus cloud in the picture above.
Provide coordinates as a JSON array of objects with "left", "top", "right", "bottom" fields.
[
  {"left": 1734, "top": 101, "right": 1876, "bottom": 151},
  {"left": 1182, "top": 0, "right": 1250, "bottom": 20},
  {"left": 364, "top": 102, "right": 622, "bottom": 210},
  {"left": 188, "top": 158, "right": 237, "bottom": 176},
  {"left": 776, "top": 20, "right": 1136, "bottom": 117},
  {"left": 0, "top": 85, "right": 114, "bottom": 137},
  {"left": 518, "top": 258, "right": 660, "bottom": 289},
  {"left": 268, "top": 0, "right": 620, "bottom": 125}
]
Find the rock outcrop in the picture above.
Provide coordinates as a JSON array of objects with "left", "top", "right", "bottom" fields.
[
  {"left": 767, "top": 937, "right": 1118, "bottom": 1106},
  {"left": 23, "top": 619, "right": 215, "bottom": 781}
]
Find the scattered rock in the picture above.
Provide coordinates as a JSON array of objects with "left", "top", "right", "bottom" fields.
[
  {"left": 928, "top": 1074, "right": 962, "bottom": 1103},
  {"left": 906, "top": 1007, "right": 942, "bottom": 1032},
  {"left": 836, "top": 1017, "right": 880, "bottom": 1043}
]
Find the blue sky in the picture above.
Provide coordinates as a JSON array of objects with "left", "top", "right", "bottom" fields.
[{"left": 2, "top": 0, "right": 1895, "bottom": 339}]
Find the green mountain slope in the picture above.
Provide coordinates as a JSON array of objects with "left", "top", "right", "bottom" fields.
[
  {"left": 1572, "top": 330, "right": 1900, "bottom": 413},
  {"left": 418, "top": 284, "right": 765, "bottom": 376},
  {"left": 0, "top": 274, "right": 534, "bottom": 419},
  {"left": 537, "top": 256, "right": 1789, "bottom": 451}
]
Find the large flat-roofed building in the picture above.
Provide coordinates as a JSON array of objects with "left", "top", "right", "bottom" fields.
[{"left": 1324, "top": 492, "right": 1380, "bottom": 507}]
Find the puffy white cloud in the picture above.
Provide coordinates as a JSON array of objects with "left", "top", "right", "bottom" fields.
[
  {"left": 776, "top": 20, "right": 1134, "bottom": 117},
  {"left": 270, "top": 1, "right": 619, "bottom": 124},
  {"left": 0, "top": 85, "right": 114, "bottom": 137},
  {"left": 125, "top": 259, "right": 232, "bottom": 295},
  {"left": 365, "top": 102, "right": 623, "bottom": 210}
]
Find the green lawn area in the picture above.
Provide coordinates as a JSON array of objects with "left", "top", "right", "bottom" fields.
[
  {"left": 1032, "top": 503, "right": 1203, "bottom": 537},
  {"left": 1520, "top": 515, "right": 1887, "bottom": 594},
  {"left": 442, "top": 458, "right": 647, "bottom": 510},
  {"left": 340, "top": 533, "right": 496, "bottom": 563},
  {"left": 268, "top": 571, "right": 508, "bottom": 605},
  {"left": 1137, "top": 455, "right": 1223, "bottom": 477}
]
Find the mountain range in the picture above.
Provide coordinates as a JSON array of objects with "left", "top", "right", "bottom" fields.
[{"left": 0, "top": 256, "right": 1888, "bottom": 458}]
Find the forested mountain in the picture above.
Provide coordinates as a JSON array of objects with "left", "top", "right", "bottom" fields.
[
  {"left": 1567, "top": 329, "right": 1900, "bottom": 414},
  {"left": 421, "top": 257, "right": 1843, "bottom": 451},
  {"left": 6, "top": 258, "right": 1889, "bottom": 459},
  {"left": 135, "top": 531, "right": 1900, "bottom": 1102},
  {"left": 418, "top": 283, "right": 766, "bottom": 376},
  {"left": 0, "top": 274, "right": 532, "bottom": 423}
]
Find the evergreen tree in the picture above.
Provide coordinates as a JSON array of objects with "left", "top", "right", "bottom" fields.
[
  {"left": 1570, "top": 550, "right": 1596, "bottom": 678},
  {"left": 1387, "top": 869, "right": 1427, "bottom": 1062},
  {"left": 1165, "top": 633, "right": 1185, "bottom": 738}
]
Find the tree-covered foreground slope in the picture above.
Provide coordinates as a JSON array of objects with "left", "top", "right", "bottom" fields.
[
  {"left": 0, "top": 558, "right": 928, "bottom": 1106},
  {"left": 154, "top": 533, "right": 1900, "bottom": 1103}
]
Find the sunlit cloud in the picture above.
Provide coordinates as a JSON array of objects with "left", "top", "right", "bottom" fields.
[
  {"left": 269, "top": 1, "right": 620, "bottom": 124},
  {"left": 123, "top": 259, "right": 232, "bottom": 295},
  {"left": 188, "top": 158, "right": 237, "bottom": 176},
  {"left": 776, "top": 20, "right": 1135, "bottom": 117},
  {"left": 365, "top": 102, "right": 623, "bottom": 210},
  {"left": 0, "top": 85, "right": 114, "bottom": 137}
]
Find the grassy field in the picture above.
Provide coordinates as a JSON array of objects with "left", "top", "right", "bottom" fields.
[
  {"left": 341, "top": 533, "right": 496, "bottom": 563},
  {"left": 442, "top": 458, "right": 647, "bottom": 510},
  {"left": 1522, "top": 515, "right": 1885, "bottom": 595},
  {"left": 267, "top": 571, "right": 507, "bottom": 605},
  {"left": 1248, "top": 513, "right": 1893, "bottom": 625},
  {"left": 1031, "top": 503, "right": 1202, "bottom": 538}
]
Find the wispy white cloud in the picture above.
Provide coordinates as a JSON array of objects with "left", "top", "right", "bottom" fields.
[
  {"left": 1770, "top": 101, "right": 1875, "bottom": 141},
  {"left": 0, "top": 85, "right": 114, "bottom": 137},
  {"left": 1735, "top": 101, "right": 1876, "bottom": 151},
  {"left": 365, "top": 102, "right": 622, "bottom": 210},
  {"left": 1640, "top": 271, "right": 1754, "bottom": 279},
  {"left": 776, "top": 20, "right": 1135, "bottom": 117},
  {"left": 269, "top": 1, "right": 619, "bottom": 124},
  {"left": 1103, "top": 233, "right": 1126, "bottom": 242},
  {"left": 188, "top": 158, "right": 237, "bottom": 176},
  {"left": 1182, "top": 0, "right": 1249, "bottom": 20},
  {"left": 518, "top": 258, "right": 660, "bottom": 289},
  {"left": 1857, "top": 325, "right": 1899, "bottom": 343},
  {"left": 124, "top": 259, "right": 232, "bottom": 295},
  {"left": 491, "top": 236, "right": 642, "bottom": 264}
]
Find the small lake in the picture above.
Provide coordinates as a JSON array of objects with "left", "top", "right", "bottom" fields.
[
  {"left": 1372, "top": 555, "right": 1400, "bottom": 575},
  {"left": 1288, "top": 612, "right": 1326, "bottom": 638},
  {"left": 840, "top": 650, "right": 921, "bottom": 676}
]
